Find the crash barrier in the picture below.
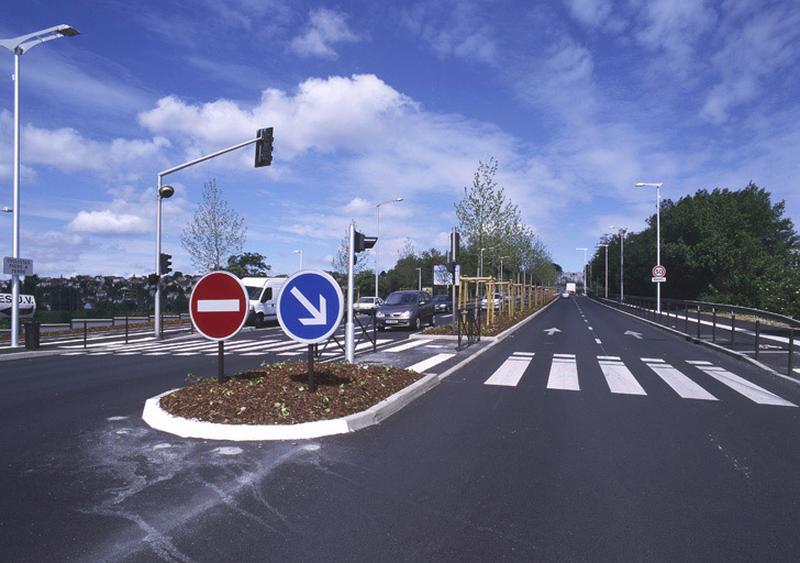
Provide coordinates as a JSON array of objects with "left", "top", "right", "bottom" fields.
[
  {"left": 597, "top": 294, "right": 800, "bottom": 377},
  {"left": 457, "top": 306, "right": 482, "bottom": 351},
  {"left": 1, "top": 313, "right": 193, "bottom": 348}
]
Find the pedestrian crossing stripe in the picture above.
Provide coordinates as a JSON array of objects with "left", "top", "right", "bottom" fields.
[{"left": 484, "top": 354, "right": 797, "bottom": 408}]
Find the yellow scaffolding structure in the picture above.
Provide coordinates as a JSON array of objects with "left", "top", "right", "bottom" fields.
[{"left": 458, "top": 277, "right": 558, "bottom": 326}]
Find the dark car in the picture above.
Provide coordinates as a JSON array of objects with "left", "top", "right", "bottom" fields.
[
  {"left": 376, "top": 290, "right": 435, "bottom": 331},
  {"left": 433, "top": 294, "right": 451, "bottom": 313}
]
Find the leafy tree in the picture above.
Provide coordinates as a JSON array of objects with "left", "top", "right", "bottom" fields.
[
  {"left": 181, "top": 179, "right": 246, "bottom": 272},
  {"left": 331, "top": 225, "right": 369, "bottom": 276},
  {"left": 226, "top": 252, "right": 271, "bottom": 278}
]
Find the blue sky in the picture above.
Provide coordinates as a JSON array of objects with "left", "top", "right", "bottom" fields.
[{"left": 1, "top": 0, "right": 798, "bottom": 278}]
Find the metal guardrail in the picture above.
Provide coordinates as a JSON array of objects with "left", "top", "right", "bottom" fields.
[{"left": 597, "top": 294, "right": 798, "bottom": 377}]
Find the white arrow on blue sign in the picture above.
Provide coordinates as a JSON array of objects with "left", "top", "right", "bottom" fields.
[{"left": 276, "top": 270, "right": 344, "bottom": 344}]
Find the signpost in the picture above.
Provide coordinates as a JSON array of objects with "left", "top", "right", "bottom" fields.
[
  {"left": 189, "top": 271, "right": 249, "bottom": 382},
  {"left": 277, "top": 270, "right": 344, "bottom": 391},
  {"left": 651, "top": 264, "right": 667, "bottom": 284}
]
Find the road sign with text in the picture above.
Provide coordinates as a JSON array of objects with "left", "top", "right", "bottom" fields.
[
  {"left": 277, "top": 270, "right": 344, "bottom": 344},
  {"left": 189, "top": 271, "right": 249, "bottom": 341},
  {"left": 652, "top": 264, "right": 666, "bottom": 283},
  {"left": 3, "top": 257, "right": 33, "bottom": 276}
]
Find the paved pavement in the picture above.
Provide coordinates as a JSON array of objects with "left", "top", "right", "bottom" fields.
[{"left": 2, "top": 296, "right": 799, "bottom": 561}]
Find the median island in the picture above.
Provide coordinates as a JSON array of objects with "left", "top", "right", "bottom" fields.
[{"left": 159, "top": 361, "right": 423, "bottom": 425}]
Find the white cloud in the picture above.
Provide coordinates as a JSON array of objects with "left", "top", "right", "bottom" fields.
[
  {"left": 290, "top": 8, "right": 359, "bottom": 59},
  {"left": 565, "top": 0, "right": 613, "bottom": 28},
  {"left": 68, "top": 210, "right": 149, "bottom": 234}
]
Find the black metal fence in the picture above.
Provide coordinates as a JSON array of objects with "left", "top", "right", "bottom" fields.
[
  {"left": 456, "top": 307, "right": 482, "bottom": 351},
  {"left": 597, "top": 295, "right": 799, "bottom": 377}
]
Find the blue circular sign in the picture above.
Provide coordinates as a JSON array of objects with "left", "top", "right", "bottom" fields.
[{"left": 276, "top": 270, "right": 344, "bottom": 344}]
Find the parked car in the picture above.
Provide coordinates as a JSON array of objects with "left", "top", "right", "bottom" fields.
[
  {"left": 354, "top": 296, "right": 383, "bottom": 313},
  {"left": 480, "top": 293, "right": 503, "bottom": 310},
  {"left": 376, "top": 290, "right": 435, "bottom": 331},
  {"left": 433, "top": 294, "right": 451, "bottom": 313},
  {"left": 561, "top": 291, "right": 570, "bottom": 298}
]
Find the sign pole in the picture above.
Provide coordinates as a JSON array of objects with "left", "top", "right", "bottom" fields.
[
  {"left": 217, "top": 341, "right": 224, "bottom": 383},
  {"left": 307, "top": 344, "right": 316, "bottom": 392}
]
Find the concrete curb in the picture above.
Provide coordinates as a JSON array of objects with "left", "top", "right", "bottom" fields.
[
  {"left": 592, "top": 298, "right": 800, "bottom": 387},
  {"left": 142, "top": 298, "right": 560, "bottom": 442}
]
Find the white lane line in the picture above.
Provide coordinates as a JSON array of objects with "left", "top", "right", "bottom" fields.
[
  {"left": 644, "top": 360, "right": 717, "bottom": 401},
  {"left": 687, "top": 360, "right": 712, "bottom": 365},
  {"left": 484, "top": 353, "right": 534, "bottom": 387},
  {"left": 384, "top": 340, "right": 427, "bottom": 353},
  {"left": 598, "top": 359, "right": 647, "bottom": 395},
  {"left": 407, "top": 353, "right": 456, "bottom": 374},
  {"left": 513, "top": 352, "right": 535, "bottom": 357},
  {"left": 588, "top": 326, "right": 593, "bottom": 331},
  {"left": 597, "top": 355, "right": 621, "bottom": 360},
  {"left": 694, "top": 364, "right": 797, "bottom": 407},
  {"left": 594, "top": 338, "right": 602, "bottom": 344},
  {"left": 277, "top": 352, "right": 302, "bottom": 357},
  {"left": 547, "top": 356, "right": 580, "bottom": 391},
  {"left": 198, "top": 299, "right": 240, "bottom": 312}
]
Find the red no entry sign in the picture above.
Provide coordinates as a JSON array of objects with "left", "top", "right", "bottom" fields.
[{"left": 190, "top": 271, "right": 249, "bottom": 341}]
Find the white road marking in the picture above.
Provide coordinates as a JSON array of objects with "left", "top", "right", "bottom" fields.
[
  {"left": 407, "top": 353, "right": 456, "bottom": 374},
  {"left": 547, "top": 356, "right": 580, "bottom": 391},
  {"left": 644, "top": 360, "right": 717, "bottom": 401},
  {"left": 598, "top": 359, "right": 647, "bottom": 395},
  {"left": 484, "top": 353, "right": 534, "bottom": 387},
  {"left": 694, "top": 364, "right": 796, "bottom": 407},
  {"left": 197, "top": 299, "right": 240, "bottom": 313},
  {"left": 687, "top": 360, "right": 712, "bottom": 365},
  {"left": 384, "top": 340, "right": 427, "bottom": 353},
  {"left": 594, "top": 338, "right": 602, "bottom": 344}
]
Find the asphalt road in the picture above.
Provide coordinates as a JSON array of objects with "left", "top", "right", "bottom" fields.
[{"left": 2, "top": 296, "right": 799, "bottom": 561}]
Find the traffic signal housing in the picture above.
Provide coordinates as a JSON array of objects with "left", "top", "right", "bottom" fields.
[
  {"left": 159, "top": 253, "right": 172, "bottom": 275},
  {"left": 354, "top": 231, "right": 378, "bottom": 253},
  {"left": 147, "top": 273, "right": 160, "bottom": 285},
  {"left": 255, "top": 127, "right": 274, "bottom": 168}
]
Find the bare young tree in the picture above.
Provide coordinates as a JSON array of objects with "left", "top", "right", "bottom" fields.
[
  {"left": 331, "top": 225, "right": 369, "bottom": 275},
  {"left": 181, "top": 179, "right": 246, "bottom": 272}
]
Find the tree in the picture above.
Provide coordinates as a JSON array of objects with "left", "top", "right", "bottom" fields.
[
  {"left": 226, "top": 252, "right": 271, "bottom": 278},
  {"left": 181, "top": 179, "right": 246, "bottom": 272},
  {"left": 331, "top": 226, "right": 369, "bottom": 276}
]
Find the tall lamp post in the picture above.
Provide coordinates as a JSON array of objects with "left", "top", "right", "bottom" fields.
[
  {"left": 1, "top": 24, "right": 80, "bottom": 347},
  {"left": 292, "top": 249, "right": 304, "bottom": 270},
  {"left": 375, "top": 197, "right": 403, "bottom": 300},
  {"left": 635, "top": 182, "right": 663, "bottom": 313},
  {"left": 597, "top": 243, "right": 609, "bottom": 299},
  {"left": 479, "top": 247, "right": 486, "bottom": 277},
  {"left": 576, "top": 247, "right": 588, "bottom": 294},
  {"left": 609, "top": 226, "right": 628, "bottom": 302},
  {"left": 498, "top": 255, "right": 508, "bottom": 283}
]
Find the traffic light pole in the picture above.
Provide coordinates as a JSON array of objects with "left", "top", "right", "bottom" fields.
[
  {"left": 345, "top": 223, "right": 356, "bottom": 363},
  {"left": 153, "top": 134, "right": 264, "bottom": 338}
]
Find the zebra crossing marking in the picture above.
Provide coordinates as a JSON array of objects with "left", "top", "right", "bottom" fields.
[
  {"left": 484, "top": 352, "right": 534, "bottom": 387},
  {"left": 692, "top": 363, "right": 796, "bottom": 407},
  {"left": 598, "top": 357, "right": 647, "bottom": 395},
  {"left": 407, "top": 353, "right": 456, "bottom": 374},
  {"left": 385, "top": 340, "right": 427, "bottom": 353},
  {"left": 547, "top": 354, "right": 580, "bottom": 391},
  {"left": 643, "top": 359, "right": 717, "bottom": 401}
]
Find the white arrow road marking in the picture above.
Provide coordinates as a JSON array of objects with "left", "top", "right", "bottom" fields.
[
  {"left": 624, "top": 330, "right": 643, "bottom": 340},
  {"left": 198, "top": 299, "right": 240, "bottom": 312},
  {"left": 290, "top": 287, "right": 327, "bottom": 326},
  {"left": 543, "top": 328, "right": 562, "bottom": 335}
]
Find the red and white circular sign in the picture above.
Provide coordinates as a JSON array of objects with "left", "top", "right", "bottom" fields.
[
  {"left": 652, "top": 264, "right": 667, "bottom": 278},
  {"left": 189, "top": 271, "right": 249, "bottom": 341}
]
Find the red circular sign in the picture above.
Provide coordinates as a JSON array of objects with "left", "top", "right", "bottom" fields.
[
  {"left": 652, "top": 264, "right": 667, "bottom": 277},
  {"left": 189, "top": 271, "right": 249, "bottom": 341}
]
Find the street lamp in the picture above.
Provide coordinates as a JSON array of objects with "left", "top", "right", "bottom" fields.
[
  {"left": 498, "top": 255, "right": 509, "bottom": 283},
  {"left": 1, "top": 24, "right": 80, "bottom": 347},
  {"left": 635, "top": 182, "right": 663, "bottom": 312},
  {"left": 596, "top": 243, "right": 609, "bottom": 299},
  {"left": 479, "top": 247, "right": 486, "bottom": 277},
  {"left": 1, "top": 207, "right": 12, "bottom": 213},
  {"left": 375, "top": 197, "right": 404, "bottom": 300},
  {"left": 609, "top": 225, "right": 628, "bottom": 302},
  {"left": 576, "top": 247, "right": 588, "bottom": 294},
  {"left": 292, "top": 249, "right": 303, "bottom": 270},
  {"left": 415, "top": 267, "right": 422, "bottom": 291}
]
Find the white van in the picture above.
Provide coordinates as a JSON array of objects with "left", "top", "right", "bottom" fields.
[{"left": 242, "top": 276, "right": 287, "bottom": 327}]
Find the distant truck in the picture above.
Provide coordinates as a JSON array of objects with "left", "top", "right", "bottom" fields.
[
  {"left": 566, "top": 282, "right": 577, "bottom": 294},
  {"left": 241, "top": 277, "right": 287, "bottom": 327}
]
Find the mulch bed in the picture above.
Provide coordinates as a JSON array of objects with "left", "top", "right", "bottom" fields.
[{"left": 159, "top": 361, "right": 424, "bottom": 425}]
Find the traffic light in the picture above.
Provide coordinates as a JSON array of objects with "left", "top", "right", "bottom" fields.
[
  {"left": 354, "top": 231, "right": 378, "bottom": 253},
  {"left": 254, "top": 127, "right": 274, "bottom": 168},
  {"left": 147, "top": 273, "right": 160, "bottom": 285},
  {"left": 159, "top": 253, "right": 172, "bottom": 275},
  {"left": 450, "top": 230, "right": 460, "bottom": 261}
]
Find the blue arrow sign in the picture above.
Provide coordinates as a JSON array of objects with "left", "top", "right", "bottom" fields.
[{"left": 276, "top": 270, "right": 344, "bottom": 344}]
